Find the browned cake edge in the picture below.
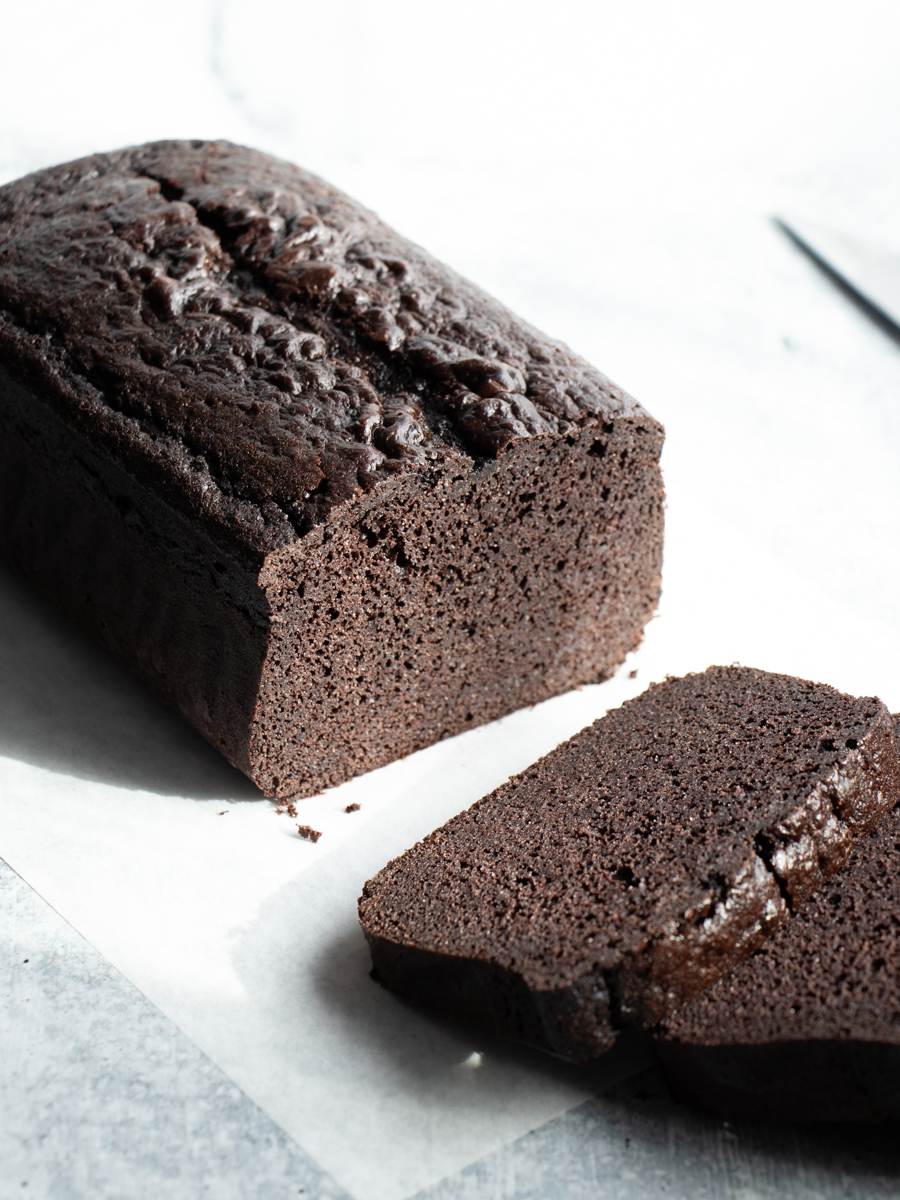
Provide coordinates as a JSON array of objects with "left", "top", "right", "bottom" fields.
[{"left": 651, "top": 718, "right": 900, "bottom": 1122}]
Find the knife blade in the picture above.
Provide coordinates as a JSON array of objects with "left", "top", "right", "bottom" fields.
[{"left": 776, "top": 214, "right": 900, "bottom": 336}]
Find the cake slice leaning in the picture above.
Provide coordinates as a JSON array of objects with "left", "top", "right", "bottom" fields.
[
  {"left": 653, "top": 737, "right": 900, "bottom": 1122},
  {"left": 358, "top": 667, "right": 899, "bottom": 1062}
]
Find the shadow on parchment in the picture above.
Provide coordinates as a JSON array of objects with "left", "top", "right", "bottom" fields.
[
  {"left": 308, "top": 922, "right": 655, "bottom": 1097},
  {"left": 326, "top": 922, "right": 655, "bottom": 1092},
  {"left": 0, "top": 561, "right": 262, "bottom": 800}
]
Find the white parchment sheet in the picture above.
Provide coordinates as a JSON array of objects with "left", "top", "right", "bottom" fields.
[{"left": 2, "top": 483, "right": 900, "bottom": 1200}]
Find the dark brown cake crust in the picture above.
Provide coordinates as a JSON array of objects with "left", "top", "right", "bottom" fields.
[
  {"left": 359, "top": 667, "right": 899, "bottom": 1061},
  {"left": 0, "top": 140, "right": 664, "bottom": 797},
  {"left": 653, "top": 792, "right": 900, "bottom": 1121}
]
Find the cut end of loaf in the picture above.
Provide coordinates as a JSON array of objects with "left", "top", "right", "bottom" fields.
[{"left": 248, "top": 418, "right": 664, "bottom": 798}]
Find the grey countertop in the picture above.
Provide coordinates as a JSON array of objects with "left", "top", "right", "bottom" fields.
[{"left": 4, "top": 855, "right": 900, "bottom": 1200}]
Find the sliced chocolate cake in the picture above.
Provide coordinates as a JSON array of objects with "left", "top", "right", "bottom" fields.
[
  {"left": 0, "top": 140, "right": 664, "bottom": 798},
  {"left": 654, "top": 776, "right": 900, "bottom": 1121},
  {"left": 359, "top": 667, "right": 899, "bottom": 1061}
]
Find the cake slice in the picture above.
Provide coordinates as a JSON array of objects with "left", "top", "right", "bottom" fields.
[
  {"left": 653, "top": 761, "right": 900, "bottom": 1122},
  {"left": 0, "top": 140, "right": 664, "bottom": 798},
  {"left": 359, "top": 667, "right": 899, "bottom": 1061}
]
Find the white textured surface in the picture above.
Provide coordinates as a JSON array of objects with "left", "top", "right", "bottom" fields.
[{"left": 3, "top": 2, "right": 900, "bottom": 1197}]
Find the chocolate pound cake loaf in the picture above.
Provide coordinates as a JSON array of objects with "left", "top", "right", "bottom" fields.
[
  {"left": 653, "top": 776, "right": 900, "bottom": 1122},
  {"left": 0, "top": 140, "right": 664, "bottom": 798},
  {"left": 359, "top": 667, "right": 899, "bottom": 1061}
]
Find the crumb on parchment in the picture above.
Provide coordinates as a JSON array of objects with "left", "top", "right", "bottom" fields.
[
  {"left": 346, "top": 803, "right": 361, "bottom": 813},
  {"left": 297, "top": 824, "right": 322, "bottom": 843}
]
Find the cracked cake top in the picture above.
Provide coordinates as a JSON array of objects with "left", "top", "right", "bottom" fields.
[{"left": 0, "top": 140, "right": 651, "bottom": 561}]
